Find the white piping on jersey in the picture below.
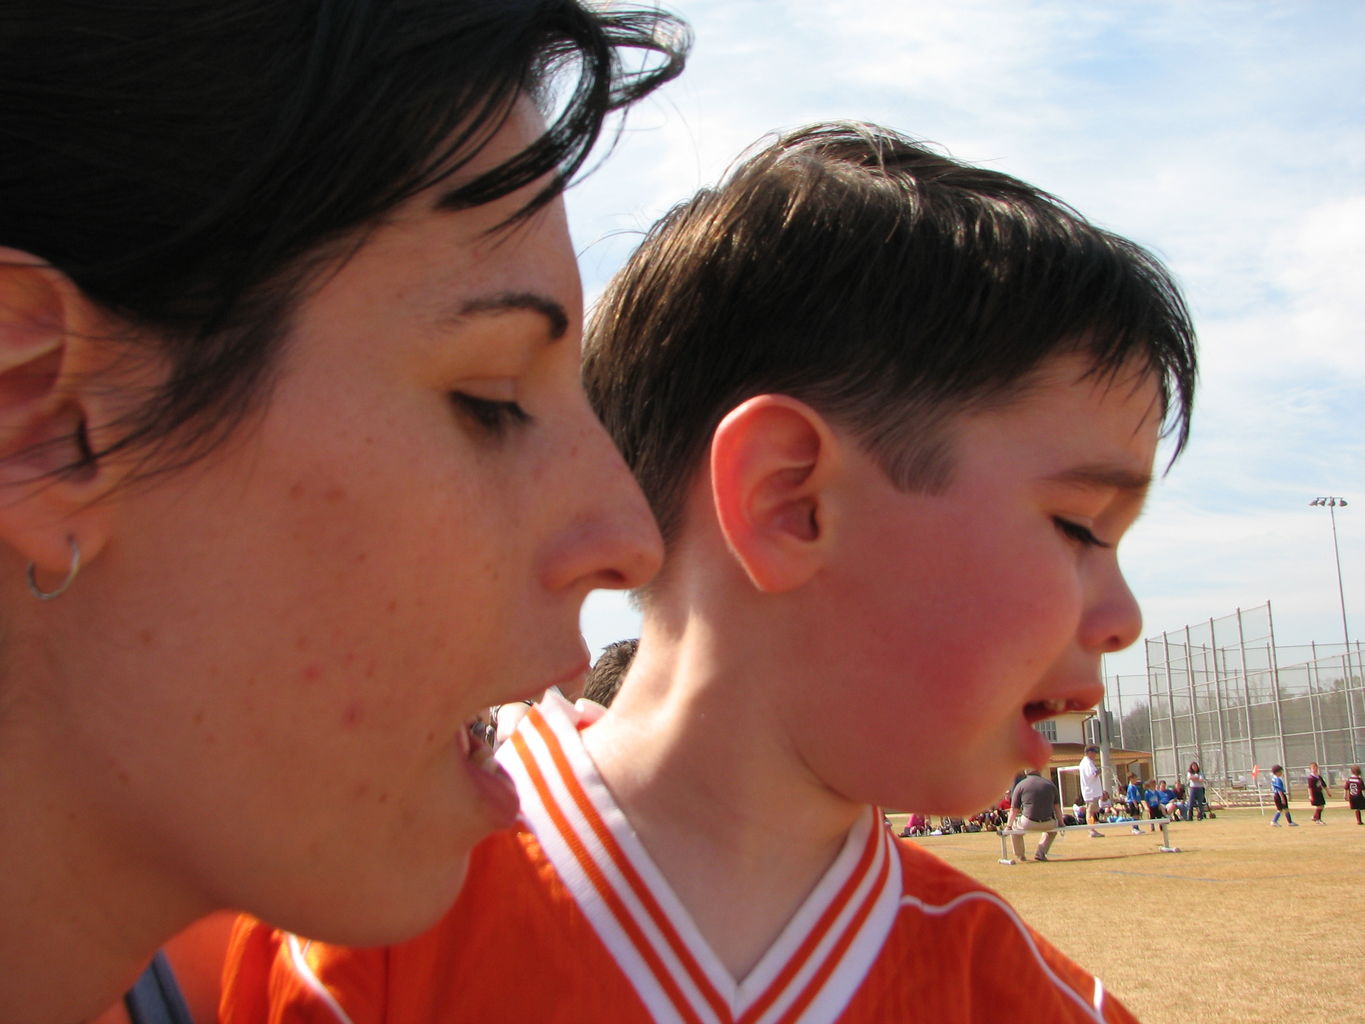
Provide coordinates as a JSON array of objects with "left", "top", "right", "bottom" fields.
[
  {"left": 502, "top": 704, "right": 724, "bottom": 1024},
  {"left": 285, "top": 934, "right": 357, "bottom": 1024},
  {"left": 898, "top": 889, "right": 1107, "bottom": 1023},
  {"left": 500, "top": 694, "right": 903, "bottom": 1024}
]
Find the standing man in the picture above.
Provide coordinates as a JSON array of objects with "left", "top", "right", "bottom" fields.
[
  {"left": 1007, "top": 769, "right": 1063, "bottom": 862},
  {"left": 1079, "top": 745, "right": 1105, "bottom": 837}
]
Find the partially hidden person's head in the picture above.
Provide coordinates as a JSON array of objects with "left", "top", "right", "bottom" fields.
[
  {"left": 584, "top": 121, "right": 1196, "bottom": 817},
  {"left": 0, "top": 0, "right": 686, "bottom": 949},
  {"left": 584, "top": 637, "right": 639, "bottom": 708}
]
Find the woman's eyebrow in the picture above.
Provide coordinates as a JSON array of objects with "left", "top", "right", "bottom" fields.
[{"left": 453, "top": 291, "right": 569, "bottom": 341}]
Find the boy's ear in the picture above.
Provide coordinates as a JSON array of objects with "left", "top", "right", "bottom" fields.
[
  {"left": 709, "top": 394, "right": 841, "bottom": 593},
  {"left": 0, "top": 251, "right": 125, "bottom": 577}
]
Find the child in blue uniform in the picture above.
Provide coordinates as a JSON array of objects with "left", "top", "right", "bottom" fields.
[{"left": 1270, "top": 765, "right": 1297, "bottom": 826}]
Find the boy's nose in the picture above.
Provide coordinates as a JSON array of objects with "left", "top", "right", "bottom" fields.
[{"left": 1081, "top": 564, "right": 1143, "bottom": 654}]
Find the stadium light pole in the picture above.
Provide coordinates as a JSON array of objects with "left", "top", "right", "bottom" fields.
[{"left": 1309, "top": 496, "right": 1358, "bottom": 759}]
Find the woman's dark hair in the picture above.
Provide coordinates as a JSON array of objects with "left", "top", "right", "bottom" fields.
[
  {"left": 0, "top": 0, "right": 688, "bottom": 474},
  {"left": 1189, "top": 761, "right": 1200, "bottom": 773}
]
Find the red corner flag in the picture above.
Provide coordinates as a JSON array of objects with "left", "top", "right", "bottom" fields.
[{"left": 1251, "top": 764, "right": 1261, "bottom": 778}]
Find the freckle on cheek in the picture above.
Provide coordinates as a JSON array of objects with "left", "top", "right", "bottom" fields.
[
  {"left": 342, "top": 701, "right": 365, "bottom": 727},
  {"left": 324, "top": 485, "right": 345, "bottom": 504},
  {"left": 303, "top": 663, "right": 322, "bottom": 682},
  {"left": 289, "top": 482, "right": 305, "bottom": 500}
]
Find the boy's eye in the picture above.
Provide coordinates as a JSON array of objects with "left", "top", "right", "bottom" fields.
[
  {"left": 449, "top": 392, "right": 531, "bottom": 438},
  {"left": 1053, "top": 516, "right": 1112, "bottom": 549}
]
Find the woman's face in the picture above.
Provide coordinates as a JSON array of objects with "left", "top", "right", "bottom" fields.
[{"left": 56, "top": 107, "right": 662, "bottom": 943}]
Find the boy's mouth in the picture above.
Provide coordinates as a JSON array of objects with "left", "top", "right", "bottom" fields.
[{"left": 1023, "top": 697, "right": 1093, "bottom": 723}]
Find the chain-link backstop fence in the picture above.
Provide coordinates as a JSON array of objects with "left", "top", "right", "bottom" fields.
[{"left": 1102, "top": 602, "right": 1365, "bottom": 795}]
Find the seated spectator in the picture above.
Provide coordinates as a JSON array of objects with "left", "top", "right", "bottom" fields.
[
  {"left": 1158, "top": 781, "right": 1181, "bottom": 821},
  {"left": 900, "top": 812, "right": 930, "bottom": 837},
  {"left": 1142, "top": 780, "right": 1164, "bottom": 831}
]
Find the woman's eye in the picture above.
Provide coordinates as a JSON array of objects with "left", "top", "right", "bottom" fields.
[
  {"left": 449, "top": 392, "right": 531, "bottom": 438},
  {"left": 1053, "top": 516, "right": 1111, "bottom": 549}
]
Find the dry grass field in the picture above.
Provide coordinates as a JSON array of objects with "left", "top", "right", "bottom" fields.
[{"left": 893, "top": 806, "right": 1365, "bottom": 1023}]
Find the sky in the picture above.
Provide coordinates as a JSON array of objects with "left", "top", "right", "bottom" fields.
[{"left": 566, "top": 0, "right": 1365, "bottom": 696}]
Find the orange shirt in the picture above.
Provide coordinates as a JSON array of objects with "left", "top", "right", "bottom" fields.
[{"left": 223, "top": 698, "right": 1137, "bottom": 1023}]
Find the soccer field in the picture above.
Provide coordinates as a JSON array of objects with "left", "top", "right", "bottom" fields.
[{"left": 895, "top": 806, "right": 1365, "bottom": 1023}]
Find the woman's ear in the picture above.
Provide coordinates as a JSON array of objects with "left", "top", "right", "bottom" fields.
[
  {"left": 708, "top": 394, "right": 842, "bottom": 593},
  {"left": 0, "top": 251, "right": 125, "bottom": 576}
]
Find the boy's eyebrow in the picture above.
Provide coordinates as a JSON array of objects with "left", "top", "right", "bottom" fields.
[
  {"left": 1046, "top": 464, "right": 1152, "bottom": 497},
  {"left": 451, "top": 291, "right": 569, "bottom": 341}
]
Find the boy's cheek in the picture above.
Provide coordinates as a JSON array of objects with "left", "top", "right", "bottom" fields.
[{"left": 815, "top": 710, "right": 1018, "bottom": 816}]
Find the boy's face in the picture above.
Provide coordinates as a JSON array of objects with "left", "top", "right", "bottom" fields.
[{"left": 794, "top": 353, "right": 1160, "bottom": 815}]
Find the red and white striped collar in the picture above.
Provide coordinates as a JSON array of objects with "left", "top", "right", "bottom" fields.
[{"left": 498, "top": 694, "right": 902, "bottom": 1024}]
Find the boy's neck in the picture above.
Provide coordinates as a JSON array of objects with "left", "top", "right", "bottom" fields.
[{"left": 581, "top": 618, "right": 865, "bottom": 981}]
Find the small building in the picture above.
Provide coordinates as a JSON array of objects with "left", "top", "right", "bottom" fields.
[{"left": 1033, "top": 709, "right": 1152, "bottom": 808}]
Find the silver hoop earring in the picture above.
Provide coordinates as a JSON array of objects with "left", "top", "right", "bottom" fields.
[{"left": 27, "top": 537, "right": 81, "bottom": 601}]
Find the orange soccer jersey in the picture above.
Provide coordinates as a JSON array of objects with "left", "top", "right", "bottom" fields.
[{"left": 222, "top": 696, "right": 1137, "bottom": 1023}]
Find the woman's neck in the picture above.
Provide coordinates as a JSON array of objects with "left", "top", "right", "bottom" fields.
[{"left": 0, "top": 734, "right": 196, "bottom": 1023}]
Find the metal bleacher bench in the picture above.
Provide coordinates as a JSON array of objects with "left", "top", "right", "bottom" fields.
[{"left": 996, "top": 818, "right": 1181, "bottom": 865}]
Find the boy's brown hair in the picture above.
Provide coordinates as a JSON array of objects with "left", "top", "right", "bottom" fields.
[{"left": 584, "top": 121, "right": 1196, "bottom": 562}]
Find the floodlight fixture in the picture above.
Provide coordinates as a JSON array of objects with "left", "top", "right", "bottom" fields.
[{"left": 1310, "top": 495, "right": 1358, "bottom": 758}]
